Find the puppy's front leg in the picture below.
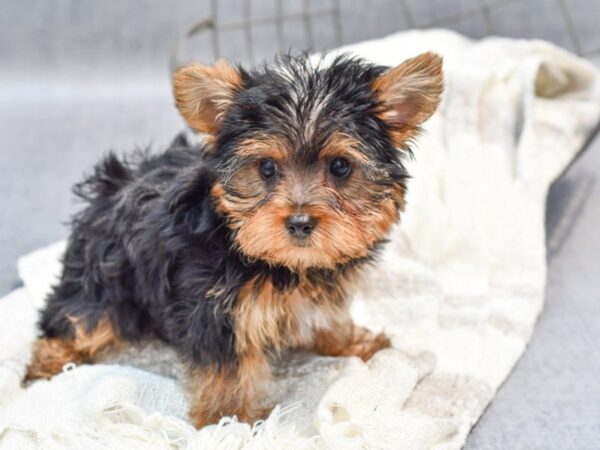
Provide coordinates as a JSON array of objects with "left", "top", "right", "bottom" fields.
[
  {"left": 314, "top": 321, "right": 391, "bottom": 362},
  {"left": 188, "top": 351, "right": 271, "bottom": 428}
]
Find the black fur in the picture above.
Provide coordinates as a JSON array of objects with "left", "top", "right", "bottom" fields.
[
  {"left": 216, "top": 54, "right": 408, "bottom": 185},
  {"left": 39, "top": 54, "right": 409, "bottom": 369}
]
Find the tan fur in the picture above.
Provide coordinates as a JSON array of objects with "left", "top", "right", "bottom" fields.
[
  {"left": 215, "top": 164, "right": 401, "bottom": 270},
  {"left": 372, "top": 51, "right": 444, "bottom": 145},
  {"left": 173, "top": 59, "right": 242, "bottom": 134},
  {"left": 234, "top": 275, "right": 349, "bottom": 355},
  {"left": 188, "top": 351, "right": 271, "bottom": 427},
  {"left": 229, "top": 188, "right": 401, "bottom": 269},
  {"left": 319, "top": 132, "right": 371, "bottom": 164},
  {"left": 236, "top": 136, "right": 289, "bottom": 161},
  {"left": 25, "top": 338, "right": 84, "bottom": 380},
  {"left": 314, "top": 322, "right": 391, "bottom": 362},
  {"left": 26, "top": 318, "right": 121, "bottom": 380}
]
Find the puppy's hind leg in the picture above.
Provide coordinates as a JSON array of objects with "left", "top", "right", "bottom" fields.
[{"left": 26, "top": 317, "right": 122, "bottom": 381}]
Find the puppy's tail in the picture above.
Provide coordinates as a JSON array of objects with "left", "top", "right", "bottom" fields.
[
  {"left": 170, "top": 131, "right": 190, "bottom": 149},
  {"left": 74, "top": 152, "right": 134, "bottom": 201}
]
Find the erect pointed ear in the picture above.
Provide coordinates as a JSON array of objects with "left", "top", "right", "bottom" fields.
[
  {"left": 372, "top": 52, "right": 443, "bottom": 144},
  {"left": 173, "top": 60, "right": 242, "bottom": 134}
]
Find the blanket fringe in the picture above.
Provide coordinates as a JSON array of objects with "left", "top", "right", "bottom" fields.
[{"left": 19, "top": 402, "right": 317, "bottom": 450}]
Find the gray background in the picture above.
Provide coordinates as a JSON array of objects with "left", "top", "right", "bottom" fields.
[{"left": 1, "top": 1, "right": 599, "bottom": 448}]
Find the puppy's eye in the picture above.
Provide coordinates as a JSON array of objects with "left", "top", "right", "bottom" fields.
[
  {"left": 259, "top": 159, "right": 278, "bottom": 179},
  {"left": 329, "top": 158, "right": 351, "bottom": 178}
]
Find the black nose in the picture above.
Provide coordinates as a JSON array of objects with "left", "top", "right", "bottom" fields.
[{"left": 286, "top": 214, "right": 316, "bottom": 238}]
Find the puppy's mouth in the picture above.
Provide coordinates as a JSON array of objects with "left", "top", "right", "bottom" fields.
[{"left": 289, "top": 237, "right": 313, "bottom": 248}]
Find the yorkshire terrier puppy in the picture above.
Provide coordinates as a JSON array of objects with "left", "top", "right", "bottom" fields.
[{"left": 26, "top": 52, "right": 443, "bottom": 427}]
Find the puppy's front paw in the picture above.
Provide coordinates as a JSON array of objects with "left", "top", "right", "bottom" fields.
[
  {"left": 343, "top": 328, "right": 391, "bottom": 362},
  {"left": 190, "top": 405, "right": 268, "bottom": 428}
]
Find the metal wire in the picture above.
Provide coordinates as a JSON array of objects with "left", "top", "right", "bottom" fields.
[
  {"left": 173, "top": 0, "right": 341, "bottom": 68},
  {"left": 172, "top": 0, "right": 597, "bottom": 69}
]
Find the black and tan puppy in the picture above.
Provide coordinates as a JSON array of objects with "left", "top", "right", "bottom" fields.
[{"left": 26, "top": 52, "right": 443, "bottom": 427}]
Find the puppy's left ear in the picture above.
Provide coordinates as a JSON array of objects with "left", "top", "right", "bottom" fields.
[
  {"left": 373, "top": 52, "right": 443, "bottom": 144},
  {"left": 173, "top": 60, "right": 242, "bottom": 135}
]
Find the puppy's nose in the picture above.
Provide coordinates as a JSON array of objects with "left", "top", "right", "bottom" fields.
[{"left": 286, "top": 214, "right": 316, "bottom": 238}]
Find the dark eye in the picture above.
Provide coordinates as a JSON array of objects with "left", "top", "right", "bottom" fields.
[
  {"left": 329, "top": 158, "right": 351, "bottom": 178},
  {"left": 259, "top": 159, "right": 277, "bottom": 179}
]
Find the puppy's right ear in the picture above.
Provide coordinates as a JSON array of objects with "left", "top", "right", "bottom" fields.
[{"left": 173, "top": 60, "right": 242, "bottom": 135}]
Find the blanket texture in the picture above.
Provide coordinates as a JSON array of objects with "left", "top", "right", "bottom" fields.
[{"left": 1, "top": 29, "right": 599, "bottom": 449}]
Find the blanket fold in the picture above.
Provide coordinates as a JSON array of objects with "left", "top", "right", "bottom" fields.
[{"left": 1, "top": 29, "right": 599, "bottom": 449}]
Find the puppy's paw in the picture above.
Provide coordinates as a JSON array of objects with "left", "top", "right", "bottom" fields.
[
  {"left": 342, "top": 328, "right": 391, "bottom": 362},
  {"left": 25, "top": 338, "right": 82, "bottom": 381},
  {"left": 190, "top": 398, "right": 272, "bottom": 428},
  {"left": 314, "top": 324, "right": 391, "bottom": 361}
]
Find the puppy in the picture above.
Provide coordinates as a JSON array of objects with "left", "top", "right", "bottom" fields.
[{"left": 26, "top": 52, "right": 443, "bottom": 427}]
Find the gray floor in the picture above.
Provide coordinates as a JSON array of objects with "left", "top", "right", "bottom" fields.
[{"left": 1, "top": 1, "right": 600, "bottom": 448}]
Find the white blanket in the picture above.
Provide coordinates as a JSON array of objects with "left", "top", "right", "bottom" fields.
[{"left": 1, "top": 30, "right": 599, "bottom": 449}]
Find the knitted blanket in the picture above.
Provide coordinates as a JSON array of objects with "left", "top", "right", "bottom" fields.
[{"left": 1, "top": 30, "right": 599, "bottom": 449}]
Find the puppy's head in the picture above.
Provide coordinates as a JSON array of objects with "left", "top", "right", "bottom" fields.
[{"left": 173, "top": 53, "right": 443, "bottom": 270}]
